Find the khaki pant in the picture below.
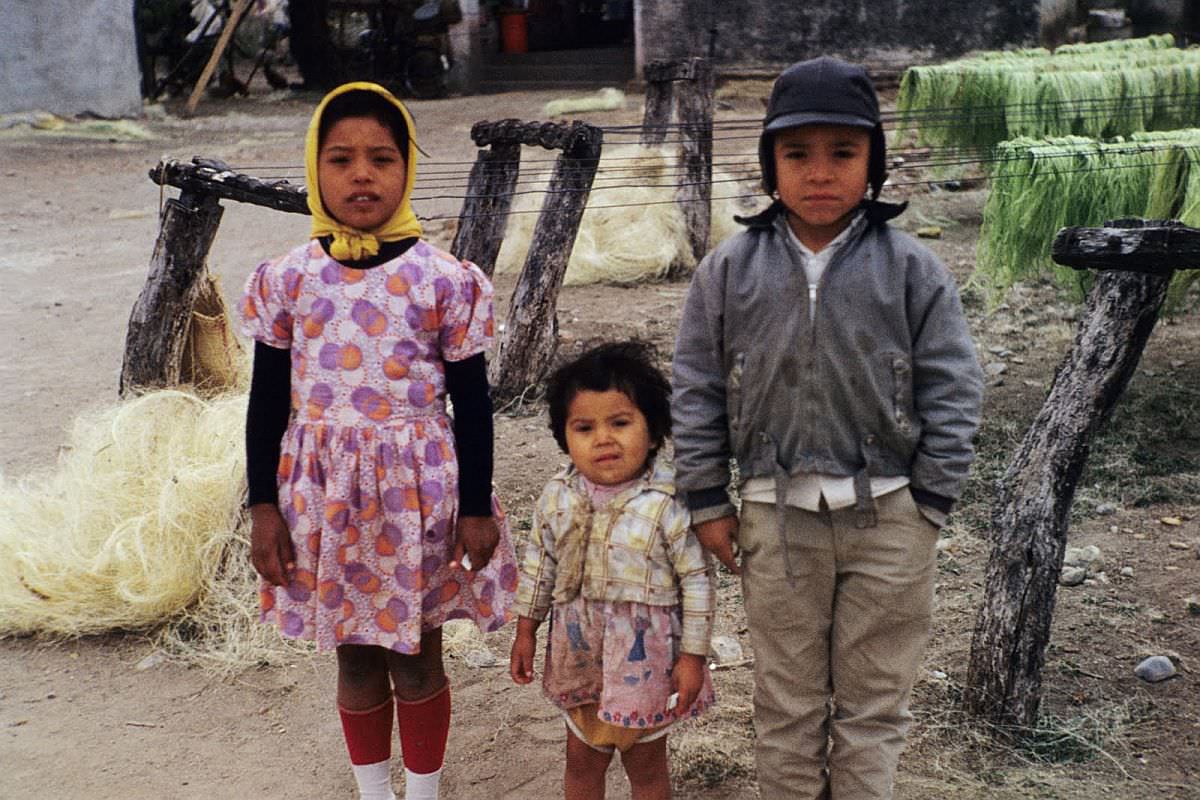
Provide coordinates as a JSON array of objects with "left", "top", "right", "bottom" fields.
[{"left": 739, "top": 490, "right": 939, "bottom": 799}]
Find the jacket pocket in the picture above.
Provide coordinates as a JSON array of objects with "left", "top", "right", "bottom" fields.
[
  {"left": 885, "top": 352, "right": 917, "bottom": 441},
  {"left": 727, "top": 351, "right": 746, "bottom": 446}
]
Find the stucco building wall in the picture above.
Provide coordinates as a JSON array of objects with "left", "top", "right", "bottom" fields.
[
  {"left": 634, "top": 0, "right": 1042, "bottom": 73},
  {"left": 0, "top": 0, "right": 142, "bottom": 117}
]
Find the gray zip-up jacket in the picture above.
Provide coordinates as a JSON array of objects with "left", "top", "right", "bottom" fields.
[{"left": 671, "top": 208, "right": 983, "bottom": 523}]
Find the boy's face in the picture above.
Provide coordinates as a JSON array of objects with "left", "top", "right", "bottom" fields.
[
  {"left": 773, "top": 124, "right": 871, "bottom": 251},
  {"left": 564, "top": 389, "right": 654, "bottom": 486},
  {"left": 318, "top": 116, "right": 407, "bottom": 232}
]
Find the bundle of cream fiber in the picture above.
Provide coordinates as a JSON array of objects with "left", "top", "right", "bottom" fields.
[
  {"left": 493, "top": 144, "right": 751, "bottom": 285},
  {"left": 0, "top": 389, "right": 307, "bottom": 672}
]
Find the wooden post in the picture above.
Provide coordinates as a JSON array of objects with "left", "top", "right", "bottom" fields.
[
  {"left": 674, "top": 57, "right": 714, "bottom": 268},
  {"left": 184, "top": 0, "right": 253, "bottom": 116},
  {"left": 962, "top": 219, "right": 1191, "bottom": 731},
  {"left": 640, "top": 58, "right": 715, "bottom": 273},
  {"left": 640, "top": 60, "right": 677, "bottom": 147},
  {"left": 490, "top": 122, "right": 604, "bottom": 400},
  {"left": 120, "top": 189, "right": 224, "bottom": 396},
  {"left": 451, "top": 120, "right": 524, "bottom": 277}
]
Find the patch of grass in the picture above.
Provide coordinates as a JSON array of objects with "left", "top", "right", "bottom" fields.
[{"left": 1081, "top": 373, "right": 1200, "bottom": 508}]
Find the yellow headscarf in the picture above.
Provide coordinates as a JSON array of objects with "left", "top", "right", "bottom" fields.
[{"left": 305, "top": 81, "right": 423, "bottom": 261}]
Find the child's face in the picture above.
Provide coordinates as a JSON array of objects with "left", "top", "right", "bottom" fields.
[
  {"left": 318, "top": 116, "right": 407, "bottom": 232},
  {"left": 773, "top": 124, "right": 871, "bottom": 251},
  {"left": 564, "top": 388, "right": 654, "bottom": 486}
]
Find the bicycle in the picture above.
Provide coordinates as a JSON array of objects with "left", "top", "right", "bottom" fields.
[{"left": 334, "top": 0, "right": 454, "bottom": 99}]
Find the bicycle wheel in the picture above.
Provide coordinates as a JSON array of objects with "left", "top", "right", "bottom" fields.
[{"left": 403, "top": 46, "right": 448, "bottom": 99}]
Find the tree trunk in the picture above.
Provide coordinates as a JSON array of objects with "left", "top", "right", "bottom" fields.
[
  {"left": 963, "top": 264, "right": 1172, "bottom": 730},
  {"left": 120, "top": 190, "right": 224, "bottom": 396},
  {"left": 490, "top": 124, "right": 603, "bottom": 400}
]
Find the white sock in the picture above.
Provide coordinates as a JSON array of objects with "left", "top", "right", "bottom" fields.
[
  {"left": 403, "top": 767, "right": 442, "bottom": 800},
  {"left": 351, "top": 759, "right": 396, "bottom": 800}
]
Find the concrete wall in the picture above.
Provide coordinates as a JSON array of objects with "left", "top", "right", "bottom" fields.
[
  {"left": 635, "top": 0, "right": 1042, "bottom": 73},
  {"left": 0, "top": 0, "right": 142, "bottom": 117}
]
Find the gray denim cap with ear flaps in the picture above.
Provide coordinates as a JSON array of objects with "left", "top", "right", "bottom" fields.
[{"left": 758, "top": 56, "right": 887, "bottom": 198}]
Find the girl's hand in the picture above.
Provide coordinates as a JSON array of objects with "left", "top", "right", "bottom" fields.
[
  {"left": 509, "top": 618, "right": 539, "bottom": 684},
  {"left": 670, "top": 653, "right": 707, "bottom": 715},
  {"left": 693, "top": 515, "right": 741, "bottom": 574},
  {"left": 451, "top": 515, "right": 500, "bottom": 573},
  {"left": 249, "top": 503, "right": 294, "bottom": 587}
]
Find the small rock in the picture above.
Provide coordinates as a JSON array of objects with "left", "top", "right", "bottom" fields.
[
  {"left": 929, "top": 669, "right": 948, "bottom": 680},
  {"left": 1120, "top": 566, "right": 1134, "bottom": 578},
  {"left": 1168, "top": 541, "right": 1191, "bottom": 550},
  {"left": 1134, "top": 655, "right": 1177, "bottom": 683},
  {"left": 1147, "top": 608, "right": 1169, "bottom": 623},
  {"left": 984, "top": 362, "right": 1008, "bottom": 377},
  {"left": 1059, "top": 566, "right": 1087, "bottom": 586},
  {"left": 1160, "top": 516, "right": 1183, "bottom": 527},
  {"left": 916, "top": 226, "right": 943, "bottom": 239},
  {"left": 1064, "top": 545, "right": 1104, "bottom": 573},
  {"left": 135, "top": 652, "right": 166, "bottom": 671},
  {"left": 1109, "top": 526, "right": 1120, "bottom": 535},
  {"left": 464, "top": 649, "right": 498, "bottom": 668},
  {"left": 1185, "top": 596, "right": 1200, "bottom": 616},
  {"left": 709, "top": 634, "right": 744, "bottom": 665},
  {"left": 1096, "top": 502, "right": 1119, "bottom": 516}
]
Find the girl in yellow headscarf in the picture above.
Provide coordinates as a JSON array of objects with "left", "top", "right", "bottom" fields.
[{"left": 238, "top": 82, "right": 518, "bottom": 800}]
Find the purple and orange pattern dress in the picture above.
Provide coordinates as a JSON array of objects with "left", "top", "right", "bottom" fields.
[{"left": 239, "top": 239, "right": 518, "bottom": 653}]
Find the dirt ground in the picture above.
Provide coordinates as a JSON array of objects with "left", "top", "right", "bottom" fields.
[{"left": 2, "top": 78, "right": 1199, "bottom": 800}]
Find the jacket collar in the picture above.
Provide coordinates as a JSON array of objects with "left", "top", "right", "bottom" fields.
[
  {"left": 735, "top": 197, "right": 908, "bottom": 230},
  {"left": 556, "top": 458, "right": 676, "bottom": 503}
]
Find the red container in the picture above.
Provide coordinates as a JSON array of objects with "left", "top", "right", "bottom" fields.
[{"left": 499, "top": 10, "right": 528, "bottom": 54}]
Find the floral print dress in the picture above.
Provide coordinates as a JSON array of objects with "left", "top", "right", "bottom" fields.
[{"left": 240, "top": 239, "right": 518, "bottom": 653}]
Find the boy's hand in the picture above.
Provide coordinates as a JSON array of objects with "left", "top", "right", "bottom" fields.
[
  {"left": 452, "top": 515, "right": 500, "bottom": 572},
  {"left": 670, "top": 653, "right": 707, "bottom": 714},
  {"left": 509, "top": 618, "right": 539, "bottom": 684},
  {"left": 693, "top": 515, "right": 741, "bottom": 574},
  {"left": 249, "top": 503, "right": 294, "bottom": 587}
]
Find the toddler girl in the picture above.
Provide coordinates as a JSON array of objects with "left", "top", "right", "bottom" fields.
[
  {"left": 240, "top": 81, "right": 518, "bottom": 800},
  {"left": 509, "top": 341, "right": 716, "bottom": 800}
]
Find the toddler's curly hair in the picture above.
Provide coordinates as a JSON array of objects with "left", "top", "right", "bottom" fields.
[{"left": 545, "top": 341, "right": 672, "bottom": 459}]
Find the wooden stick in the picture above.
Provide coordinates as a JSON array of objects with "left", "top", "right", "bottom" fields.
[{"left": 184, "top": 0, "right": 253, "bottom": 116}]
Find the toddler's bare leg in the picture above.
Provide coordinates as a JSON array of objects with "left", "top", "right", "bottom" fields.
[
  {"left": 620, "top": 735, "right": 671, "bottom": 800},
  {"left": 565, "top": 725, "right": 613, "bottom": 799}
]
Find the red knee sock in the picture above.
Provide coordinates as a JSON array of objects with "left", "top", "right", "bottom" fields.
[
  {"left": 339, "top": 697, "right": 395, "bottom": 765},
  {"left": 395, "top": 682, "right": 451, "bottom": 774}
]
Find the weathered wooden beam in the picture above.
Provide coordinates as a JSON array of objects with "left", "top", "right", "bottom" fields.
[
  {"left": 151, "top": 157, "right": 309, "bottom": 214},
  {"left": 120, "top": 189, "right": 225, "bottom": 396},
  {"left": 450, "top": 141, "right": 521, "bottom": 278},
  {"left": 490, "top": 123, "right": 604, "bottom": 400},
  {"left": 1052, "top": 219, "right": 1200, "bottom": 272},
  {"left": 964, "top": 220, "right": 1173, "bottom": 731}
]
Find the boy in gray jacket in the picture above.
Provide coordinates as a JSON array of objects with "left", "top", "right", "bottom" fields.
[{"left": 671, "top": 56, "right": 983, "bottom": 799}]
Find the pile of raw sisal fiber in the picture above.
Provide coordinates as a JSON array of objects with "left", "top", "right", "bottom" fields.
[
  {"left": 0, "top": 389, "right": 307, "bottom": 672},
  {"left": 493, "top": 144, "right": 755, "bottom": 285}
]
